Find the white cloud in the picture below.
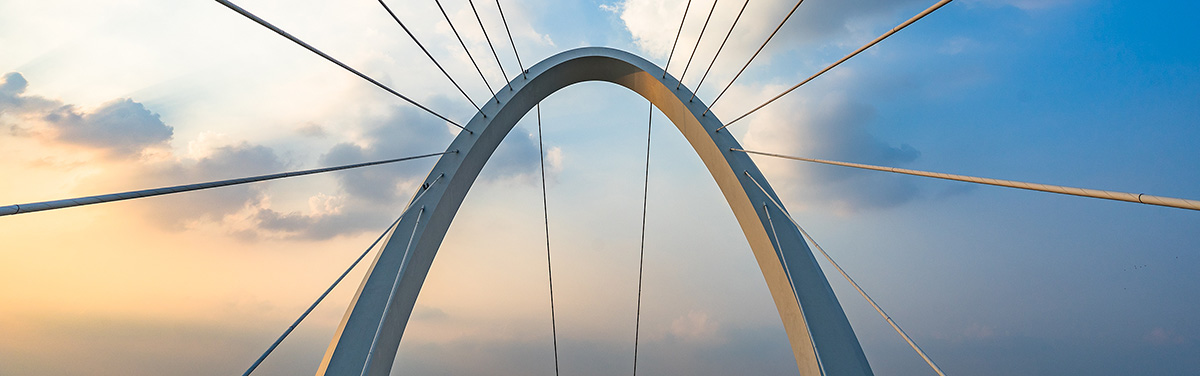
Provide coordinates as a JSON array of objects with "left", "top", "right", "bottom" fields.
[{"left": 669, "top": 311, "right": 721, "bottom": 343}]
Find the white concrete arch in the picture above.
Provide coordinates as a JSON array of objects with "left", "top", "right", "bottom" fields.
[{"left": 317, "top": 47, "right": 872, "bottom": 376}]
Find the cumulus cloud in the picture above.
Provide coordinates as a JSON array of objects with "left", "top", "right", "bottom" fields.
[
  {"left": 742, "top": 92, "right": 922, "bottom": 213},
  {"left": 90, "top": 142, "right": 287, "bottom": 232},
  {"left": 320, "top": 105, "right": 454, "bottom": 203},
  {"left": 45, "top": 99, "right": 173, "bottom": 157},
  {"left": 2, "top": 72, "right": 550, "bottom": 240},
  {"left": 249, "top": 105, "right": 548, "bottom": 240},
  {"left": 0, "top": 72, "right": 173, "bottom": 158}
]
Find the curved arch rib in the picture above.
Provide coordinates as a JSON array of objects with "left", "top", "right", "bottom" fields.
[{"left": 316, "top": 47, "right": 873, "bottom": 376}]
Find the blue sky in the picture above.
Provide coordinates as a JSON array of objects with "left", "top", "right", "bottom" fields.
[{"left": 1, "top": 0, "right": 1198, "bottom": 375}]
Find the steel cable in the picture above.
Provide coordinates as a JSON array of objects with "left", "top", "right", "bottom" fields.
[
  {"left": 688, "top": 0, "right": 750, "bottom": 103},
  {"left": 717, "top": 0, "right": 955, "bottom": 131},
  {"left": 537, "top": 105, "right": 561, "bottom": 376},
  {"left": 703, "top": 0, "right": 805, "bottom": 117},
  {"left": 662, "top": 0, "right": 694, "bottom": 78},
  {"left": 378, "top": 0, "right": 482, "bottom": 114},
  {"left": 1, "top": 151, "right": 453, "bottom": 217},
  {"left": 435, "top": 0, "right": 500, "bottom": 103},
  {"left": 495, "top": 0, "right": 526, "bottom": 78},
  {"left": 468, "top": 0, "right": 513, "bottom": 91},
  {"left": 675, "top": 0, "right": 721, "bottom": 90},
  {"left": 745, "top": 171, "right": 945, "bottom": 376},
  {"left": 214, "top": 0, "right": 468, "bottom": 131}
]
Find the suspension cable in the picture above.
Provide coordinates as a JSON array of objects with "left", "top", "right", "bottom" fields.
[
  {"left": 705, "top": 0, "right": 801, "bottom": 115},
  {"left": 687, "top": 0, "right": 750, "bottom": 103},
  {"left": 716, "top": 0, "right": 954, "bottom": 131},
  {"left": 675, "top": 0, "right": 721, "bottom": 90},
  {"left": 378, "top": 0, "right": 482, "bottom": 114},
  {"left": 0, "top": 151, "right": 453, "bottom": 217},
  {"left": 242, "top": 214, "right": 406, "bottom": 376},
  {"left": 468, "top": 0, "right": 513, "bottom": 91},
  {"left": 632, "top": 102, "right": 653, "bottom": 376},
  {"left": 494, "top": 0, "right": 526, "bottom": 78},
  {"left": 360, "top": 205, "right": 426, "bottom": 376},
  {"left": 662, "top": 0, "right": 694, "bottom": 78},
  {"left": 214, "top": 0, "right": 467, "bottom": 132},
  {"left": 704, "top": 0, "right": 805, "bottom": 117},
  {"left": 761, "top": 201, "right": 826, "bottom": 376},
  {"left": 744, "top": 171, "right": 946, "bottom": 376},
  {"left": 434, "top": 0, "right": 500, "bottom": 104},
  {"left": 537, "top": 105, "right": 561, "bottom": 376},
  {"left": 733, "top": 148, "right": 1200, "bottom": 211}
]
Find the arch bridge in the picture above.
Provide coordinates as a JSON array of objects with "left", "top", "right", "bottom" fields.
[{"left": 319, "top": 47, "right": 873, "bottom": 376}]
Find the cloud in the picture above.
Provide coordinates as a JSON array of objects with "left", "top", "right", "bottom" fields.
[
  {"left": 320, "top": 105, "right": 454, "bottom": 204},
  {"left": 482, "top": 126, "right": 545, "bottom": 182},
  {"left": 116, "top": 142, "right": 287, "bottom": 229},
  {"left": 742, "top": 91, "right": 922, "bottom": 213},
  {"left": 607, "top": 0, "right": 930, "bottom": 61},
  {"left": 44, "top": 99, "right": 173, "bottom": 157},
  {"left": 249, "top": 104, "right": 548, "bottom": 240},
  {"left": 668, "top": 311, "right": 721, "bottom": 343},
  {"left": 1, "top": 73, "right": 548, "bottom": 241},
  {"left": 0, "top": 72, "right": 173, "bottom": 158}
]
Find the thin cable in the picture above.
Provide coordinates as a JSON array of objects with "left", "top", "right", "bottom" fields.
[
  {"left": 242, "top": 214, "right": 405, "bottom": 376},
  {"left": 494, "top": 0, "right": 526, "bottom": 78},
  {"left": 214, "top": 0, "right": 467, "bottom": 132},
  {"left": 379, "top": 0, "right": 482, "bottom": 114},
  {"left": 761, "top": 201, "right": 825, "bottom": 376},
  {"left": 745, "top": 171, "right": 945, "bottom": 376},
  {"left": 703, "top": 0, "right": 804, "bottom": 116},
  {"left": 716, "top": 0, "right": 955, "bottom": 131},
  {"left": 733, "top": 148, "right": 1200, "bottom": 212},
  {"left": 688, "top": 0, "right": 750, "bottom": 103},
  {"left": 537, "top": 105, "right": 561, "bottom": 376},
  {"left": 435, "top": 0, "right": 500, "bottom": 103},
  {"left": 632, "top": 102, "right": 653, "bottom": 376},
  {"left": 0, "top": 151, "right": 453, "bottom": 217},
  {"left": 662, "top": 0, "right": 694, "bottom": 78},
  {"left": 360, "top": 205, "right": 427, "bottom": 376},
  {"left": 675, "top": 0, "right": 721, "bottom": 90},
  {"left": 468, "top": 0, "right": 512, "bottom": 91}
]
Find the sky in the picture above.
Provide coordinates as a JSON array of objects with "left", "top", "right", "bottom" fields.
[{"left": 1, "top": 0, "right": 1198, "bottom": 375}]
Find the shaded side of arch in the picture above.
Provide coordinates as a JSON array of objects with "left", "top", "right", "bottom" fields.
[{"left": 315, "top": 47, "right": 873, "bottom": 376}]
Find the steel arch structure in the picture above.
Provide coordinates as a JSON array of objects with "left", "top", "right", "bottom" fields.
[{"left": 318, "top": 47, "right": 873, "bottom": 376}]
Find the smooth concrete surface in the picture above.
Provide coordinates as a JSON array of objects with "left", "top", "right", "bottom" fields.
[{"left": 316, "top": 47, "right": 873, "bottom": 376}]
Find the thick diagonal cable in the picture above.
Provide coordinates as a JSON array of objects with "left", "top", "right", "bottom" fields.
[
  {"left": 242, "top": 214, "right": 405, "bottom": 376},
  {"left": 735, "top": 148, "right": 1200, "bottom": 211},
  {"left": 0, "top": 151, "right": 452, "bottom": 217},
  {"left": 745, "top": 171, "right": 944, "bottom": 376},
  {"left": 674, "top": 0, "right": 721, "bottom": 90},
  {"left": 468, "top": 0, "right": 513, "bottom": 91},
  {"left": 703, "top": 0, "right": 805, "bottom": 117},
  {"left": 360, "top": 203, "right": 426, "bottom": 376},
  {"left": 379, "top": 0, "right": 481, "bottom": 114},
  {"left": 632, "top": 102, "right": 653, "bottom": 376},
  {"left": 215, "top": 0, "right": 467, "bottom": 132},
  {"left": 537, "top": 105, "right": 561, "bottom": 376},
  {"left": 435, "top": 0, "right": 500, "bottom": 103},
  {"left": 717, "top": 0, "right": 954, "bottom": 131},
  {"left": 687, "top": 0, "right": 749, "bottom": 103},
  {"left": 761, "top": 201, "right": 825, "bottom": 376},
  {"left": 662, "top": 0, "right": 694, "bottom": 78},
  {"left": 494, "top": 0, "right": 526, "bottom": 78}
]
